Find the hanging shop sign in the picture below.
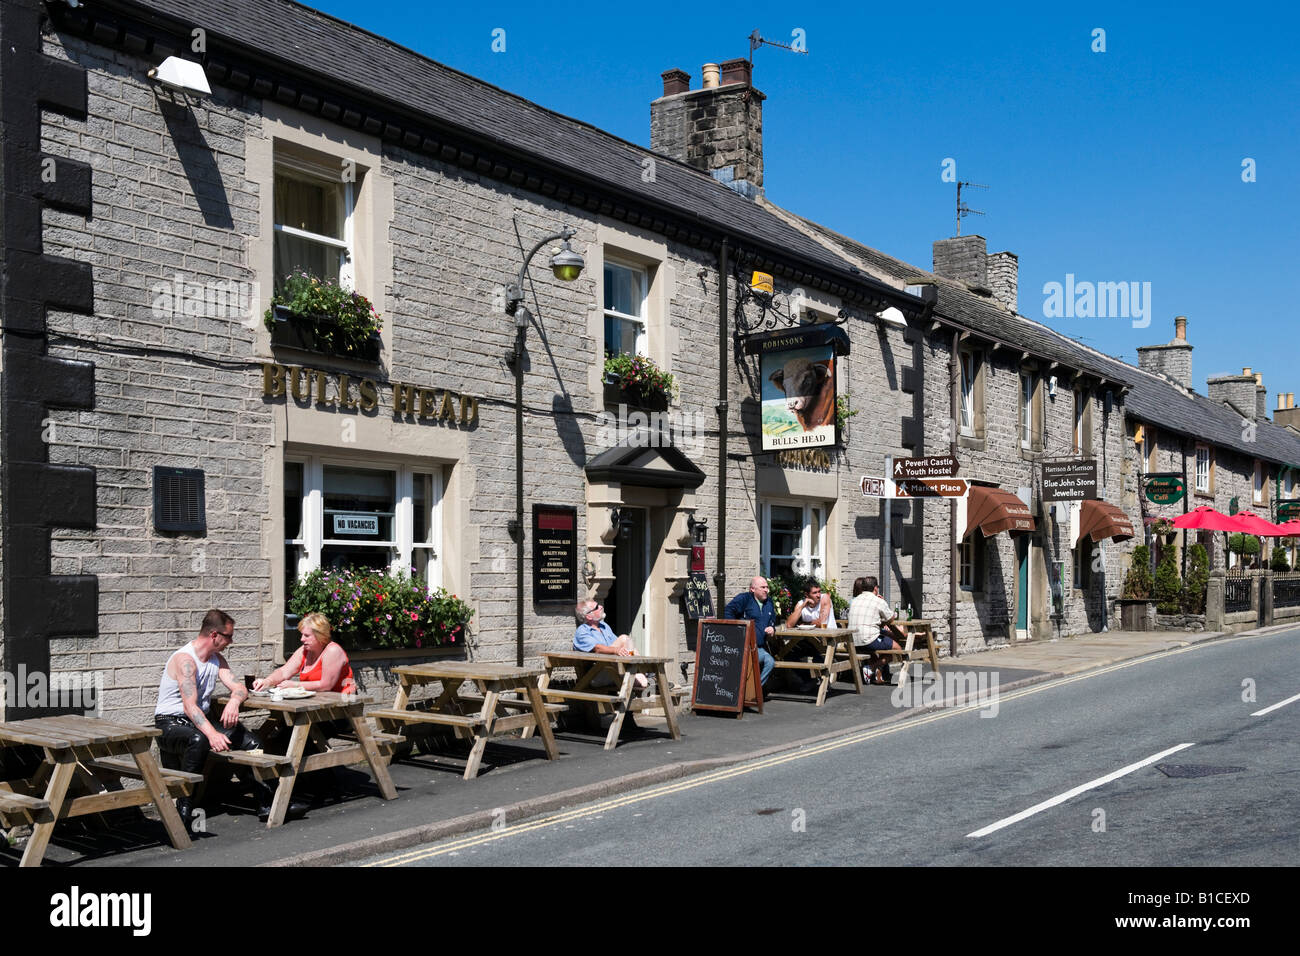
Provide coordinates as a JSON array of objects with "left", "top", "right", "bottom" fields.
[
  {"left": 1042, "top": 459, "right": 1099, "bottom": 502},
  {"left": 1143, "top": 475, "right": 1185, "bottom": 505},
  {"left": 532, "top": 505, "right": 577, "bottom": 604},
  {"left": 1277, "top": 500, "right": 1300, "bottom": 522},
  {"left": 745, "top": 325, "right": 849, "bottom": 452},
  {"left": 262, "top": 363, "right": 479, "bottom": 426}
]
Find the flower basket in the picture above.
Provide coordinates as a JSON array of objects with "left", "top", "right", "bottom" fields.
[
  {"left": 287, "top": 567, "right": 472, "bottom": 651},
  {"left": 265, "top": 272, "right": 382, "bottom": 362},
  {"left": 602, "top": 355, "right": 675, "bottom": 411},
  {"left": 269, "top": 305, "right": 382, "bottom": 362},
  {"left": 603, "top": 379, "right": 668, "bottom": 413}
]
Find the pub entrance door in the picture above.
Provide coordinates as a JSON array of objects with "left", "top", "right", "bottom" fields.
[{"left": 608, "top": 507, "right": 650, "bottom": 654}]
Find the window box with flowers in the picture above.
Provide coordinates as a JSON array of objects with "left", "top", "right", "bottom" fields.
[
  {"left": 266, "top": 272, "right": 382, "bottom": 362},
  {"left": 603, "top": 353, "right": 676, "bottom": 413},
  {"left": 287, "top": 567, "right": 472, "bottom": 654}
]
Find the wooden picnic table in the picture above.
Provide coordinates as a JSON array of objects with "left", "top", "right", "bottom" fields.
[
  {"left": 216, "top": 690, "right": 399, "bottom": 827},
  {"left": 532, "top": 651, "right": 681, "bottom": 750},
  {"left": 0, "top": 715, "right": 192, "bottom": 867},
  {"left": 770, "top": 626, "right": 864, "bottom": 705},
  {"left": 876, "top": 619, "right": 941, "bottom": 685},
  {"left": 371, "top": 661, "right": 559, "bottom": 780}
]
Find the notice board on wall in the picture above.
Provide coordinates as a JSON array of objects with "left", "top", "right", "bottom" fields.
[{"left": 532, "top": 505, "right": 576, "bottom": 603}]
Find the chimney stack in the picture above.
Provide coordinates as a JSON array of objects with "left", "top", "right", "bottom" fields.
[
  {"left": 1207, "top": 366, "right": 1261, "bottom": 419},
  {"left": 987, "top": 250, "right": 1018, "bottom": 312},
  {"left": 1136, "top": 315, "right": 1194, "bottom": 390},
  {"left": 650, "top": 59, "right": 765, "bottom": 199},
  {"left": 1255, "top": 371, "right": 1268, "bottom": 421},
  {"left": 931, "top": 235, "right": 989, "bottom": 292},
  {"left": 1276, "top": 392, "right": 1300, "bottom": 431}
]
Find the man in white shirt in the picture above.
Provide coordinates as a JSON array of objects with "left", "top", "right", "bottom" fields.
[{"left": 846, "top": 577, "right": 905, "bottom": 684}]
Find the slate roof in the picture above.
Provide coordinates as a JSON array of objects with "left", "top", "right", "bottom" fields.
[
  {"left": 102, "top": 0, "right": 920, "bottom": 313},
  {"left": 773, "top": 207, "right": 1300, "bottom": 468}
]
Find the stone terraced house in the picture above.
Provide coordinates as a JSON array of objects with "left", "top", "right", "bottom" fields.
[{"left": 4, "top": 0, "right": 1299, "bottom": 722}]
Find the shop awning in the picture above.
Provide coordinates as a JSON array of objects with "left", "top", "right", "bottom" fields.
[
  {"left": 1078, "top": 499, "right": 1135, "bottom": 542},
  {"left": 965, "top": 485, "right": 1036, "bottom": 537}
]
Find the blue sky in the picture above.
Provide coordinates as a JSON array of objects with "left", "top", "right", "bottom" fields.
[{"left": 307, "top": 0, "right": 1299, "bottom": 404}]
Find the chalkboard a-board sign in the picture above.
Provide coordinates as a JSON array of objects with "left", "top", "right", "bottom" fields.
[
  {"left": 532, "top": 504, "right": 576, "bottom": 603},
  {"left": 691, "top": 618, "right": 762, "bottom": 716},
  {"left": 684, "top": 572, "right": 714, "bottom": 620}
]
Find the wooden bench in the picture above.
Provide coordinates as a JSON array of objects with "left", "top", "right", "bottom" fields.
[
  {"left": 0, "top": 790, "right": 53, "bottom": 826},
  {"left": 455, "top": 692, "right": 567, "bottom": 716},
  {"left": 369, "top": 708, "right": 484, "bottom": 730},
  {"left": 206, "top": 750, "right": 294, "bottom": 770},
  {"left": 89, "top": 756, "right": 205, "bottom": 796}
]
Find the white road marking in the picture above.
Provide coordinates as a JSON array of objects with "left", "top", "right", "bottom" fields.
[
  {"left": 1251, "top": 691, "right": 1300, "bottom": 717},
  {"left": 966, "top": 743, "right": 1196, "bottom": 838}
]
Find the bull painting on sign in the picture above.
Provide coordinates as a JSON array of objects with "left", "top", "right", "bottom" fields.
[{"left": 761, "top": 345, "right": 837, "bottom": 450}]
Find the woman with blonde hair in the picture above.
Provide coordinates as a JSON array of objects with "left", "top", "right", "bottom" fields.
[{"left": 254, "top": 612, "right": 357, "bottom": 695}]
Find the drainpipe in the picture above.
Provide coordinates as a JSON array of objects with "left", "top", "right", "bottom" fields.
[
  {"left": 949, "top": 329, "right": 962, "bottom": 658},
  {"left": 715, "top": 239, "right": 729, "bottom": 611}
]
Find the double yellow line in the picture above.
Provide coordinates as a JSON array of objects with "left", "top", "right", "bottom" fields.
[{"left": 363, "top": 632, "right": 1276, "bottom": 866}]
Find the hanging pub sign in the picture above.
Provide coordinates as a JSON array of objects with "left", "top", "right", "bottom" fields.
[
  {"left": 1278, "top": 500, "right": 1300, "bottom": 522},
  {"left": 532, "top": 505, "right": 576, "bottom": 604},
  {"left": 744, "top": 324, "right": 850, "bottom": 452},
  {"left": 1144, "top": 475, "right": 1186, "bottom": 505}
]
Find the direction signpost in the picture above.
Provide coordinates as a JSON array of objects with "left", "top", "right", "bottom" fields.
[
  {"left": 893, "top": 456, "right": 959, "bottom": 480},
  {"left": 861, "top": 475, "right": 969, "bottom": 499},
  {"left": 893, "top": 477, "right": 970, "bottom": 499}
]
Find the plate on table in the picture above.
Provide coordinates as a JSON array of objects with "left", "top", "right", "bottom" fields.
[
  {"left": 276, "top": 688, "right": 315, "bottom": 700},
  {"left": 795, "top": 624, "right": 815, "bottom": 630}
]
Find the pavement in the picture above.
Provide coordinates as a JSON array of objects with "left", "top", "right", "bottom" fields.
[{"left": 5, "top": 623, "right": 1287, "bottom": 868}]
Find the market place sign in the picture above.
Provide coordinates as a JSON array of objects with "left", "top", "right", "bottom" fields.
[
  {"left": 262, "top": 363, "right": 479, "bottom": 426},
  {"left": 1144, "top": 475, "right": 1185, "bottom": 505}
]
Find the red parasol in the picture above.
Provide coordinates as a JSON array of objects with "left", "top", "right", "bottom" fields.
[
  {"left": 1223, "top": 510, "right": 1288, "bottom": 536},
  {"left": 1171, "top": 506, "right": 1239, "bottom": 532}
]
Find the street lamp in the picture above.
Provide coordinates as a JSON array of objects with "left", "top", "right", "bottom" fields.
[{"left": 504, "top": 226, "right": 585, "bottom": 664}]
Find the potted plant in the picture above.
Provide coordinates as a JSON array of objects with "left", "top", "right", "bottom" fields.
[
  {"left": 265, "top": 271, "right": 382, "bottom": 361},
  {"left": 1154, "top": 547, "right": 1183, "bottom": 614},
  {"left": 1184, "top": 544, "right": 1210, "bottom": 614},
  {"left": 603, "top": 353, "right": 676, "bottom": 412},
  {"left": 1118, "top": 544, "right": 1156, "bottom": 630},
  {"left": 835, "top": 394, "right": 857, "bottom": 444},
  {"left": 287, "top": 566, "right": 472, "bottom": 653}
]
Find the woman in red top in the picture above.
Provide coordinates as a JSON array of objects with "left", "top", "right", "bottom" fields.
[{"left": 254, "top": 612, "right": 356, "bottom": 695}]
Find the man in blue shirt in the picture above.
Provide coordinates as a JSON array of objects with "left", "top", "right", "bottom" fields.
[
  {"left": 723, "top": 576, "right": 777, "bottom": 688},
  {"left": 573, "top": 600, "right": 634, "bottom": 655},
  {"left": 572, "top": 599, "right": 646, "bottom": 736}
]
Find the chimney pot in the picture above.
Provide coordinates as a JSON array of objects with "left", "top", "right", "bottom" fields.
[
  {"left": 661, "top": 68, "right": 690, "bottom": 96},
  {"left": 1291, "top": 393, "right": 1296, "bottom": 409},
  {"left": 702, "top": 63, "right": 720, "bottom": 89},
  {"left": 1174, "top": 315, "right": 1187, "bottom": 340},
  {"left": 1243, "top": 367, "right": 1252, "bottom": 376}
]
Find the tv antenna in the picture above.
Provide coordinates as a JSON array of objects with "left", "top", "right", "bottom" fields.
[
  {"left": 748, "top": 29, "right": 808, "bottom": 64},
  {"left": 956, "top": 180, "right": 988, "bottom": 236}
]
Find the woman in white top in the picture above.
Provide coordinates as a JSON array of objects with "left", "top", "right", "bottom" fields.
[{"left": 785, "top": 582, "right": 833, "bottom": 628}]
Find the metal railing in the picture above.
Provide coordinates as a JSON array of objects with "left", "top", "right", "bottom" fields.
[
  {"left": 1273, "top": 573, "right": 1300, "bottom": 609},
  {"left": 1224, "top": 573, "right": 1253, "bottom": 614}
]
